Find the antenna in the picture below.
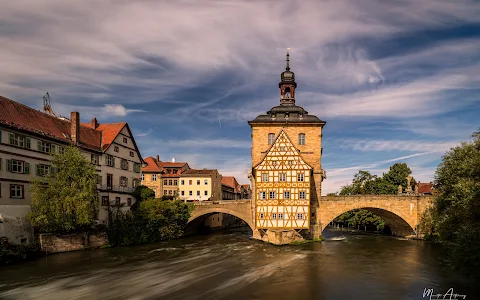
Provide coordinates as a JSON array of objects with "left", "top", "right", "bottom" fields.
[{"left": 43, "top": 92, "right": 57, "bottom": 117}]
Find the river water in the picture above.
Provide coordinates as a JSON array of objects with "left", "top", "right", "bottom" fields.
[{"left": 0, "top": 228, "right": 477, "bottom": 300}]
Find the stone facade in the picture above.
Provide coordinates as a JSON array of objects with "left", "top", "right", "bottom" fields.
[{"left": 39, "top": 232, "right": 108, "bottom": 253}]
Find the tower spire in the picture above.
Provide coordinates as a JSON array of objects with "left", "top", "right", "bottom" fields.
[{"left": 286, "top": 48, "right": 290, "bottom": 71}]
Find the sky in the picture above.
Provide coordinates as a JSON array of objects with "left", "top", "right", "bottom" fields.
[{"left": 1, "top": 0, "right": 479, "bottom": 195}]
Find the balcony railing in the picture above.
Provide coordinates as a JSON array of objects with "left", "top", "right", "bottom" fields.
[{"left": 97, "top": 185, "right": 135, "bottom": 194}]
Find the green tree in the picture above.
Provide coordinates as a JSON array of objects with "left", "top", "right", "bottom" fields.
[
  {"left": 383, "top": 163, "right": 415, "bottom": 193},
  {"left": 132, "top": 185, "right": 155, "bottom": 202},
  {"left": 431, "top": 129, "right": 480, "bottom": 278},
  {"left": 26, "top": 146, "right": 98, "bottom": 233}
]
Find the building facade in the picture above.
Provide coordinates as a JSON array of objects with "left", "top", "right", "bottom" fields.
[
  {"left": 248, "top": 50, "right": 327, "bottom": 238},
  {"left": 0, "top": 96, "right": 143, "bottom": 243},
  {"left": 178, "top": 169, "right": 222, "bottom": 201},
  {"left": 221, "top": 176, "right": 240, "bottom": 200},
  {"left": 141, "top": 155, "right": 190, "bottom": 198}
]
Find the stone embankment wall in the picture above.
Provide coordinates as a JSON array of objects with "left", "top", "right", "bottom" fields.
[{"left": 39, "top": 232, "right": 108, "bottom": 253}]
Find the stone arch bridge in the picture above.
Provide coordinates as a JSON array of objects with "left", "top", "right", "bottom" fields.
[{"left": 189, "top": 195, "right": 433, "bottom": 239}]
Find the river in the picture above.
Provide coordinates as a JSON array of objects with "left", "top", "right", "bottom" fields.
[{"left": 0, "top": 228, "right": 477, "bottom": 300}]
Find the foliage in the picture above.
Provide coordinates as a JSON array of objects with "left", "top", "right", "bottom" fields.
[
  {"left": 132, "top": 185, "right": 156, "bottom": 202},
  {"left": 326, "top": 193, "right": 338, "bottom": 196},
  {"left": 107, "top": 199, "right": 194, "bottom": 246},
  {"left": 430, "top": 129, "right": 480, "bottom": 279},
  {"left": 339, "top": 163, "right": 415, "bottom": 195},
  {"left": 26, "top": 146, "right": 98, "bottom": 234},
  {"left": 0, "top": 240, "right": 41, "bottom": 265},
  {"left": 334, "top": 209, "right": 386, "bottom": 231}
]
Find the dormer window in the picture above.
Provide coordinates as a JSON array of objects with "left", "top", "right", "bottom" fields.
[
  {"left": 271, "top": 113, "right": 276, "bottom": 119},
  {"left": 285, "top": 112, "right": 289, "bottom": 118}
]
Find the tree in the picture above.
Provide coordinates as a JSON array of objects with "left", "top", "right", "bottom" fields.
[
  {"left": 431, "top": 129, "right": 480, "bottom": 278},
  {"left": 26, "top": 146, "right": 98, "bottom": 233},
  {"left": 132, "top": 186, "right": 155, "bottom": 202},
  {"left": 383, "top": 163, "right": 415, "bottom": 193}
]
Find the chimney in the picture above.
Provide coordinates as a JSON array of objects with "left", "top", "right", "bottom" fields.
[
  {"left": 156, "top": 155, "right": 160, "bottom": 162},
  {"left": 91, "top": 117, "right": 99, "bottom": 129},
  {"left": 71, "top": 112, "right": 80, "bottom": 144}
]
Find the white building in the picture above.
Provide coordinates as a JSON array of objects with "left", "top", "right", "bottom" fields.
[{"left": 0, "top": 96, "right": 144, "bottom": 244}]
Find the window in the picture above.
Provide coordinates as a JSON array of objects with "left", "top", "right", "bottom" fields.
[
  {"left": 130, "top": 151, "right": 134, "bottom": 157},
  {"left": 164, "top": 179, "right": 168, "bottom": 185},
  {"left": 106, "top": 155, "right": 115, "bottom": 167},
  {"left": 10, "top": 185, "right": 24, "bottom": 199},
  {"left": 174, "top": 190, "right": 178, "bottom": 196},
  {"left": 181, "top": 180, "right": 184, "bottom": 185},
  {"left": 7, "top": 160, "right": 29, "bottom": 174},
  {"left": 189, "top": 191, "right": 192, "bottom": 196},
  {"left": 91, "top": 154, "right": 99, "bottom": 165},
  {"left": 280, "top": 146, "right": 285, "bottom": 152},
  {"left": 259, "top": 191, "right": 266, "bottom": 199},
  {"left": 36, "top": 164, "right": 50, "bottom": 177},
  {"left": 174, "top": 180, "right": 178, "bottom": 185},
  {"left": 197, "top": 180, "right": 200, "bottom": 185},
  {"left": 133, "top": 163, "right": 141, "bottom": 173},
  {"left": 37, "top": 140, "right": 53, "bottom": 153},
  {"left": 269, "top": 191, "right": 276, "bottom": 199},
  {"left": 205, "top": 190, "right": 208, "bottom": 196},
  {"left": 127, "top": 198, "right": 132, "bottom": 206},
  {"left": 97, "top": 175, "right": 103, "bottom": 185},
  {"left": 279, "top": 173, "right": 286, "bottom": 182},
  {"left": 114, "top": 146, "right": 119, "bottom": 152},
  {"left": 169, "top": 180, "right": 173, "bottom": 185},
  {"left": 262, "top": 173, "right": 268, "bottom": 182},
  {"left": 284, "top": 191, "right": 290, "bottom": 199},
  {"left": 299, "top": 191, "right": 306, "bottom": 199},
  {"left": 268, "top": 133, "right": 275, "bottom": 145},
  {"left": 298, "top": 133, "right": 306, "bottom": 145},
  {"left": 164, "top": 190, "right": 168, "bottom": 195},
  {"left": 204, "top": 179, "right": 208, "bottom": 185},
  {"left": 272, "top": 213, "right": 277, "bottom": 220},
  {"left": 181, "top": 191, "right": 185, "bottom": 196},
  {"left": 141, "top": 174, "right": 144, "bottom": 181},
  {"left": 197, "top": 191, "right": 200, "bottom": 196},
  {"left": 115, "top": 197, "right": 121, "bottom": 206},
  {"left": 121, "top": 159, "right": 128, "bottom": 170},
  {"left": 288, "top": 160, "right": 294, "bottom": 165},
  {"left": 102, "top": 196, "right": 109, "bottom": 206},
  {"left": 169, "top": 190, "right": 173, "bottom": 195},
  {"left": 58, "top": 146, "right": 65, "bottom": 154},
  {"left": 123, "top": 137, "right": 128, "bottom": 143},
  {"left": 297, "top": 214, "right": 303, "bottom": 219},
  {"left": 278, "top": 213, "right": 283, "bottom": 220},
  {"left": 133, "top": 179, "right": 140, "bottom": 187},
  {"left": 152, "top": 174, "right": 157, "bottom": 181},
  {"left": 260, "top": 213, "right": 264, "bottom": 219},
  {"left": 298, "top": 173, "right": 304, "bottom": 182},
  {"left": 189, "top": 180, "right": 192, "bottom": 185},
  {"left": 120, "top": 176, "right": 128, "bottom": 187},
  {"left": 8, "top": 133, "right": 30, "bottom": 148},
  {"left": 173, "top": 169, "right": 178, "bottom": 174}
]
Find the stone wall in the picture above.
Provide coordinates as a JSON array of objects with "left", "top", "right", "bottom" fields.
[{"left": 39, "top": 232, "right": 108, "bottom": 253}]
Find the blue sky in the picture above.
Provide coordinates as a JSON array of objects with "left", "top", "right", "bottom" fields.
[{"left": 1, "top": 0, "right": 479, "bottom": 194}]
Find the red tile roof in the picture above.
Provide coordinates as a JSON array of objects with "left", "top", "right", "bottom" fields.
[
  {"left": 96, "top": 123, "right": 126, "bottom": 151},
  {"left": 418, "top": 182, "right": 434, "bottom": 194},
  {"left": 241, "top": 184, "right": 251, "bottom": 190},
  {"left": 222, "top": 176, "right": 237, "bottom": 189},
  {"left": 143, "top": 156, "right": 162, "bottom": 172},
  {"left": 0, "top": 96, "right": 102, "bottom": 150},
  {"left": 181, "top": 169, "right": 217, "bottom": 176}
]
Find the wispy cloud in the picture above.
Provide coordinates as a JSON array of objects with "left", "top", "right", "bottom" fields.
[{"left": 332, "top": 138, "right": 458, "bottom": 153}]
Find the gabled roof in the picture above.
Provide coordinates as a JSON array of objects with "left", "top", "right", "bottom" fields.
[
  {"left": 241, "top": 184, "right": 251, "bottom": 190},
  {"left": 143, "top": 156, "right": 162, "bottom": 172},
  {"left": 253, "top": 129, "right": 313, "bottom": 170},
  {"left": 418, "top": 182, "right": 434, "bottom": 194},
  {"left": 181, "top": 169, "right": 217, "bottom": 176},
  {"left": 0, "top": 96, "right": 102, "bottom": 151},
  {"left": 222, "top": 176, "right": 240, "bottom": 192},
  {"left": 95, "top": 123, "right": 126, "bottom": 151}
]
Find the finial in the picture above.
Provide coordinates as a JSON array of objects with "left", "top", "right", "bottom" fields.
[{"left": 286, "top": 48, "right": 290, "bottom": 71}]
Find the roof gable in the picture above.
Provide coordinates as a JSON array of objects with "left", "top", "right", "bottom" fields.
[{"left": 254, "top": 130, "right": 312, "bottom": 171}]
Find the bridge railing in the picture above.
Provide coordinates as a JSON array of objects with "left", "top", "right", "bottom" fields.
[{"left": 193, "top": 200, "right": 251, "bottom": 206}]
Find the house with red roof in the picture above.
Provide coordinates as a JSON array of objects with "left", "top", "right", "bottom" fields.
[
  {"left": 0, "top": 96, "right": 144, "bottom": 244},
  {"left": 141, "top": 155, "right": 190, "bottom": 198}
]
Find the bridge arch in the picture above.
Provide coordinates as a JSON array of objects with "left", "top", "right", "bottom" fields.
[
  {"left": 188, "top": 207, "right": 254, "bottom": 231},
  {"left": 319, "top": 196, "right": 422, "bottom": 237}
]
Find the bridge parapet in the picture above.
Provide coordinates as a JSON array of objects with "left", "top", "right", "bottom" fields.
[
  {"left": 321, "top": 195, "right": 434, "bottom": 202},
  {"left": 193, "top": 200, "right": 252, "bottom": 206}
]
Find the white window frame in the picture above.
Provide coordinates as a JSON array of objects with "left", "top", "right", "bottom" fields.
[
  {"left": 269, "top": 191, "right": 276, "bottom": 199},
  {"left": 152, "top": 174, "right": 156, "bottom": 181},
  {"left": 272, "top": 213, "right": 277, "bottom": 220},
  {"left": 278, "top": 213, "right": 283, "bottom": 220},
  {"left": 259, "top": 191, "right": 266, "bottom": 199},
  {"left": 299, "top": 191, "right": 306, "bottom": 199},
  {"left": 284, "top": 191, "right": 290, "bottom": 199},
  {"left": 297, "top": 173, "right": 304, "bottom": 182},
  {"left": 279, "top": 173, "right": 286, "bottom": 182},
  {"left": 268, "top": 133, "right": 275, "bottom": 145},
  {"left": 297, "top": 213, "right": 303, "bottom": 220},
  {"left": 204, "top": 179, "right": 208, "bottom": 185},
  {"left": 298, "top": 133, "right": 306, "bottom": 145},
  {"left": 10, "top": 185, "right": 23, "bottom": 199},
  {"left": 262, "top": 173, "right": 268, "bottom": 182}
]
